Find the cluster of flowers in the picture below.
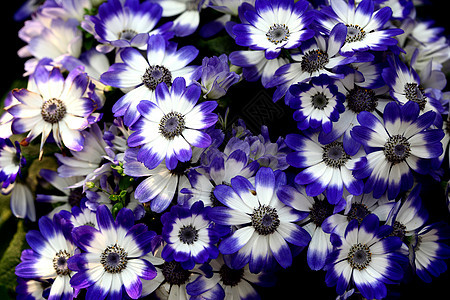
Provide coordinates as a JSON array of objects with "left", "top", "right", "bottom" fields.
[{"left": 1, "top": 0, "right": 449, "bottom": 299}]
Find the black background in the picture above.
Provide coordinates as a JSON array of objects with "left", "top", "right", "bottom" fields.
[{"left": 1, "top": 1, "right": 449, "bottom": 299}]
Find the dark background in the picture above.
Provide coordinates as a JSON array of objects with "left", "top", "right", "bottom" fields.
[{"left": 1, "top": 1, "right": 449, "bottom": 299}]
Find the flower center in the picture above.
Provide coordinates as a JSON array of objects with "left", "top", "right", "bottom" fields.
[
  {"left": 100, "top": 244, "right": 128, "bottom": 273},
  {"left": 68, "top": 187, "right": 84, "bottom": 207},
  {"left": 310, "top": 199, "right": 334, "bottom": 226},
  {"left": 389, "top": 220, "right": 407, "bottom": 241},
  {"left": 301, "top": 49, "right": 329, "bottom": 74},
  {"left": 347, "top": 203, "right": 370, "bottom": 224},
  {"left": 346, "top": 86, "right": 378, "bottom": 113},
  {"left": 53, "top": 250, "right": 71, "bottom": 276},
  {"left": 345, "top": 24, "right": 366, "bottom": 43},
  {"left": 347, "top": 243, "right": 371, "bottom": 270},
  {"left": 41, "top": 98, "right": 66, "bottom": 124},
  {"left": 266, "top": 24, "right": 290, "bottom": 45},
  {"left": 178, "top": 225, "right": 199, "bottom": 245},
  {"left": 142, "top": 65, "right": 172, "bottom": 91},
  {"left": 119, "top": 29, "right": 137, "bottom": 41},
  {"left": 322, "top": 141, "right": 350, "bottom": 168},
  {"left": 159, "top": 112, "right": 186, "bottom": 140},
  {"left": 311, "top": 92, "right": 329, "bottom": 109},
  {"left": 219, "top": 264, "right": 244, "bottom": 287},
  {"left": 251, "top": 204, "right": 280, "bottom": 235},
  {"left": 383, "top": 135, "right": 411, "bottom": 164},
  {"left": 404, "top": 83, "right": 427, "bottom": 110},
  {"left": 162, "top": 261, "right": 191, "bottom": 286}
]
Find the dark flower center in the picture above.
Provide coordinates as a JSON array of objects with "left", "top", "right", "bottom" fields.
[
  {"left": 310, "top": 199, "right": 334, "bottom": 226},
  {"left": 159, "top": 111, "right": 185, "bottom": 140},
  {"left": 100, "top": 244, "right": 128, "bottom": 273},
  {"left": 53, "top": 249, "right": 71, "bottom": 276},
  {"left": 346, "top": 86, "right": 378, "bottom": 113},
  {"left": 384, "top": 135, "right": 411, "bottom": 164},
  {"left": 404, "top": 83, "right": 427, "bottom": 110},
  {"left": 178, "top": 225, "right": 199, "bottom": 245},
  {"left": 389, "top": 220, "right": 407, "bottom": 241},
  {"left": 219, "top": 264, "right": 244, "bottom": 287},
  {"left": 162, "top": 261, "right": 191, "bottom": 286},
  {"left": 322, "top": 141, "right": 350, "bottom": 168},
  {"left": 119, "top": 29, "right": 137, "bottom": 41},
  {"left": 345, "top": 24, "right": 366, "bottom": 43},
  {"left": 347, "top": 203, "right": 370, "bottom": 224},
  {"left": 68, "top": 187, "right": 84, "bottom": 207},
  {"left": 142, "top": 65, "right": 172, "bottom": 91},
  {"left": 266, "top": 24, "right": 290, "bottom": 45},
  {"left": 347, "top": 243, "right": 371, "bottom": 270},
  {"left": 311, "top": 92, "right": 329, "bottom": 110},
  {"left": 41, "top": 98, "right": 66, "bottom": 124},
  {"left": 301, "top": 49, "right": 329, "bottom": 74},
  {"left": 251, "top": 204, "right": 280, "bottom": 235}
]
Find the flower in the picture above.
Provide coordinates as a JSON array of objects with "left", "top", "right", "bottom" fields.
[
  {"left": 161, "top": 201, "right": 220, "bottom": 269},
  {"left": 59, "top": 198, "right": 99, "bottom": 229},
  {"left": 285, "top": 132, "right": 364, "bottom": 204},
  {"left": 100, "top": 34, "right": 199, "bottom": 126},
  {"left": 209, "top": 167, "right": 311, "bottom": 272},
  {"left": 350, "top": 101, "right": 444, "bottom": 199},
  {"left": 8, "top": 66, "right": 97, "bottom": 158},
  {"left": 316, "top": 0, "right": 403, "bottom": 56},
  {"left": 232, "top": 0, "right": 315, "bottom": 59},
  {"left": 15, "top": 214, "right": 77, "bottom": 300},
  {"left": 128, "top": 77, "right": 218, "bottom": 170},
  {"left": 68, "top": 205, "right": 157, "bottom": 299},
  {"left": 83, "top": 0, "right": 169, "bottom": 53},
  {"left": 288, "top": 74, "right": 345, "bottom": 133},
  {"left": 325, "top": 214, "right": 405, "bottom": 299},
  {"left": 0, "top": 138, "right": 25, "bottom": 188}
]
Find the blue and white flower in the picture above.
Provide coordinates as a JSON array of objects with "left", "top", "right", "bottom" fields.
[
  {"left": 325, "top": 214, "right": 405, "bottom": 299},
  {"left": 409, "top": 222, "right": 450, "bottom": 283},
  {"left": 128, "top": 77, "right": 218, "bottom": 171},
  {"left": 288, "top": 74, "right": 345, "bottom": 133},
  {"left": 267, "top": 23, "right": 356, "bottom": 102},
  {"left": 161, "top": 201, "right": 219, "bottom": 269},
  {"left": 0, "top": 138, "right": 25, "bottom": 189},
  {"left": 59, "top": 198, "right": 98, "bottom": 230},
  {"left": 316, "top": 0, "right": 403, "bottom": 56},
  {"left": 83, "top": 0, "right": 170, "bottom": 53},
  {"left": 285, "top": 132, "right": 364, "bottom": 204},
  {"left": 232, "top": 0, "right": 314, "bottom": 59},
  {"left": 15, "top": 214, "right": 77, "bottom": 300},
  {"left": 350, "top": 101, "right": 444, "bottom": 200},
  {"left": 100, "top": 34, "right": 199, "bottom": 126},
  {"left": 68, "top": 206, "right": 157, "bottom": 299},
  {"left": 209, "top": 167, "right": 311, "bottom": 272},
  {"left": 8, "top": 66, "right": 97, "bottom": 158}
]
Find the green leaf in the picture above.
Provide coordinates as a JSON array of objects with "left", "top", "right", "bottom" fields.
[{"left": 0, "top": 220, "right": 27, "bottom": 292}]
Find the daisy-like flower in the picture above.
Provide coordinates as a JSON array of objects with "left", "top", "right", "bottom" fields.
[
  {"left": 382, "top": 56, "right": 445, "bottom": 117},
  {"left": 325, "top": 214, "right": 405, "bottom": 299},
  {"left": 181, "top": 149, "right": 259, "bottom": 207},
  {"left": 186, "top": 254, "right": 275, "bottom": 299},
  {"left": 209, "top": 167, "right": 311, "bottom": 273},
  {"left": 0, "top": 138, "right": 25, "bottom": 188},
  {"left": 288, "top": 74, "right": 345, "bottom": 133},
  {"left": 350, "top": 101, "right": 444, "bottom": 200},
  {"left": 100, "top": 34, "right": 199, "bottom": 126},
  {"left": 267, "top": 23, "right": 357, "bottom": 102},
  {"left": 59, "top": 198, "right": 98, "bottom": 229},
  {"left": 161, "top": 201, "right": 220, "bottom": 269},
  {"left": 123, "top": 147, "right": 191, "bottom": 213},
  {"left": 68, "top": 205, "right": 158, "bottom": 299},
  {"left": 8, "top": 66, "right": 97, "bottom": 159},
  {"left": 285, "top": 132, "right": 364, "bottom": 204},
  {"left": 83, "top": 0, "right": 170, "bottom": 53},
  {"left": 128, "top": 77, "right": 218, "bottom": 171},
  {"left": 409, "top": 222, "right": 450, "bottom": 283},
  {"left": 316, "top": 0, "right": 403, "bottom": 56},
  {"left": 36, "top": 169, "right": 85, "bottom": 217},
  {"left": 277, "top": 184, "right": 344, "bottom": 271},
  {"left": 15, "top": 214, "right": 77, "bottom": 300},
  {"left": 232, "top": 0, "right": 315, "bottom": 59}
]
